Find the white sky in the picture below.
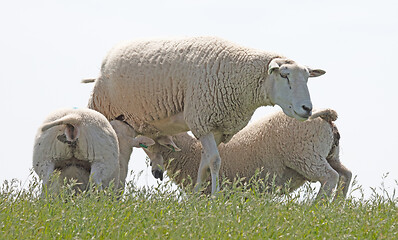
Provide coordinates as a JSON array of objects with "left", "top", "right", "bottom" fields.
[{"left": 1, "top": 0, "right": 397, "bottom": 198}]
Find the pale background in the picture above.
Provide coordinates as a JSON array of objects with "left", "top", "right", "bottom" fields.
[{"left": 1, "top": 0, "right": 397, "bottom": 198}]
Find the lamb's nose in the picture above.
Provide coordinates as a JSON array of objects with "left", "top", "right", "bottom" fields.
[{"left": 152, "top": 170, "right": 164, "bottom": 181}]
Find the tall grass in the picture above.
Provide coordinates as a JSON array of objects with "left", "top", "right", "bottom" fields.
[{"left": 1, "top": 174, "right": 397, "bottom": 239}]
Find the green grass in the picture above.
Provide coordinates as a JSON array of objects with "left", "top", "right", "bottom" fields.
[{"left": 1, "top": 175, "right": 398, "bottom": 239}]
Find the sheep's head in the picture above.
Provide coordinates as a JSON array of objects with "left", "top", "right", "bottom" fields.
[{"left": 266, "top": 58, "right": 325, "bottom": 120}]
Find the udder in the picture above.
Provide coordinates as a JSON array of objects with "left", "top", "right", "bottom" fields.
[{"left": 149, "top": 112, "right": 189, "bottom": 135}]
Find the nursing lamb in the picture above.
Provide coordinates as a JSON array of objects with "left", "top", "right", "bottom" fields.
[
  {"left": 157, "top": 109, "right": 352, "bottom": 201},
  {"left": 33, "top": 108, "right": 120, "bottom": 194}
]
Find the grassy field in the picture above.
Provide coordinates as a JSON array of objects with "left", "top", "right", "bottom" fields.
[{"left": 1, "top": 175, "right": 398, "bottom": 239}]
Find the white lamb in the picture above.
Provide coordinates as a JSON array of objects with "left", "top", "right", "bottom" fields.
[
  {"left": 157, "top": 109, "right": 352, "bottom": 201},
  {"left": 109, "top": 118, "right": 156, "bottom": 186},
  {"left": 87, "top": 36, "right": 326, "bottom": 194},
  {"left": 33, "top": 108, "right": 121, "bottom": 193}
]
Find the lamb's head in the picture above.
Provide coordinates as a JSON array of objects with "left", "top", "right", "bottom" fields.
[
  {"left": 144, "top": 136, "right": 182, "bottom": 181},
  {"left": 110, "top": 118, "right": 138, "bottom": 141},
  {"left": 111, "top": 117, "right": 182, "bottom": 181},
  {"left": 266, "top": 58, "right": 325, "bottom": 120}
]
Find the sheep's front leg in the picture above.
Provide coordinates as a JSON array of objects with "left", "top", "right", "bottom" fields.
[{"left": 196, "top": 132, "right": 221, "bottom": 194}]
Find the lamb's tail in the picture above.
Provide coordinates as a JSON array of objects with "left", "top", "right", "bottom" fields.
[
  {"left": 81, "top": 78, "right": 96, "bottom": 84},
  {"left": 311, "top": 109, "right": 340, "bottom": 158},
  {"left": 309, "top": 109, "right": 338, "bottom": 123},
  {"left": 41, "top": 114, "right": 81, "bottom": 132}
]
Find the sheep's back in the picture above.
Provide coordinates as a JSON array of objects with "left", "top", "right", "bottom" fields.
[
  {"left": 33, "top": 109, "right": 119, "bottom": 169},
  {"left": 265, "top": 112, "right": 335, "bottom": 160},
  {"left": 90, "top": 37, "right": 268, "bottom": 137}
]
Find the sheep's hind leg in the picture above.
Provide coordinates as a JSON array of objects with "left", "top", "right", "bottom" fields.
[
  {"left": 90, "top": 162, "right": 106, "bottom": 190},
  {"left": 40, "top": 162, "right": 55, "bottom": 197},
  {"left": 286, "top": 157, "right": 339, "bottom": 202},
  {"left": 41, "top": 162, "right": 55, "bottom": 186},
  {"left": 315, "top": 167, "right": 339, "bottom": 202},
  {"left": 195, "top": 132, "right": 221, "bottom": 195},
  {"left": 327, "top": 157, "right": 352, "bottom": 200}
]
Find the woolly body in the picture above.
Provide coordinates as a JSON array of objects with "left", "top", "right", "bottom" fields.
[
  {"left": 33, "top": 108, "right": 120, "bottom": 192},
  {"left": 89, "top": 37, "right": 282, "bottom": 139},
  {"left": 88, "top": 36, "right": 325, "bottom": 193},
  {"left": 160, "top": 109, "right": 352, "bottom": 200}
]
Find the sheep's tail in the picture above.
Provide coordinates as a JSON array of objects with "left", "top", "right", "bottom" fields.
[
  {"left": 309, "top": 109, "right": 338, "bottom": 123},
  {"left": 311, "top": 109, "right": 341, "bottom": 159},
  {"left": 81, "top": 78, "right": 96, "bottom": 84},
  {"left": 41, "top": 114, "right": 81, "bottom": 132}
]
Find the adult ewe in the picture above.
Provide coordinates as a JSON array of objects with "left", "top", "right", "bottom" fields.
[
  {"left": 87, "top": 36, "right": 326, "bottom": 194},
  {"left": 158, "top": 109, "right": 352, "bottom": 201},
  {"left": 33, "top": 108, "right": 121, "bottom": 194}
]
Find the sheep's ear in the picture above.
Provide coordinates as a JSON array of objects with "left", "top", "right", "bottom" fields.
[
  {"left": 130, "top": 136, "right": 155, "bottom": 149},
  {"left": 308, "top": 68, "right": 326, "bottom": 77},
  {"left": 268, "top": 59, "right": 280, "bottom": 75},
  {"left": 157, "top": 136, "right": 181, "bottom": 152}
]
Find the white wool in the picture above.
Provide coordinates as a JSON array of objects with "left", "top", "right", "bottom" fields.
[
  {"left": 86, "top": 36, "right": 325, "bottom": 194},
  {"left": 159, "top": 109, "right": 352, "bottom": 201},
  {"left": 32, "top": 108, "right": 120, "bottom": 193}
]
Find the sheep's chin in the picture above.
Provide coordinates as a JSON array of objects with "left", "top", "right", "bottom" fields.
[{"left": 293, "top": 110, "right": 310, "bottom": 121}]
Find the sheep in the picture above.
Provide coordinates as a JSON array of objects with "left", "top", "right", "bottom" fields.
[
  {"left": 157, "top": 109, "right": 352, "bottom": 201},
  {"left": 32, "top": 108, "right": 121, "bottom": 194},
  {"left": 86, "top": 36, "right": 326, "bottom": 194}
]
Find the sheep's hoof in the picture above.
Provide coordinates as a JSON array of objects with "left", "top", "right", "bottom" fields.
[{"left": 152, "top": 170, "right": 163, "bottom": 181}]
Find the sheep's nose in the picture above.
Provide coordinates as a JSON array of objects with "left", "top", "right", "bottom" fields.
[{"left": 302, "top": 104, "right": 312, "bottom": 116}]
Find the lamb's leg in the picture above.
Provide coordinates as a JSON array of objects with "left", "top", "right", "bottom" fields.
[
  {"left": 286, "top": 157, "right": 339, "bottom": 201},
  {"left": 41, "top": 162, "right": 55, "bottom": 187},
  {"left": 40, "top": 161, "right": 55, "bottom": 197},
  {"left": 327, "top": 157, "right": 352, "bottom": 200},
  {"left": 315, "top": 167, "right": 339, "bottom": 201},
  {"left": 196, "top": 132, "right": 221, "bottom": 194},
  {"left": 90, "top": 162, "right": 106, "bottom": 190},
  {"left": 117, "top": 139, "right": 134, "bottom": 189}
]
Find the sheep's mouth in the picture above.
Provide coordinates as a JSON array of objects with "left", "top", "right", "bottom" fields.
[
  {"left": 282, "top": 107, "right": 309, "bottom": 121},
  {"left": 293, "top": 111, "right": 310, "bottom": 121}
]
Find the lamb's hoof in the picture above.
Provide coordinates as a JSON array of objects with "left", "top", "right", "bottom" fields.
[{"left": 152, "top": 170, "right": 163, "bottom": 181}]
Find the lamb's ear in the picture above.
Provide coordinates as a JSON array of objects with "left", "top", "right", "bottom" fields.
[
  {"left": 157, "top": 136, "right": 181, "bottom": 152},
  {"left": 308, "top": 68, "right": 326, "bottom": 77},
  {"left": 130, "top": 136, "right": 156, "bottom": 149},
  {"left": 268, "top": 59, "right": 280, "bottom": 75}
]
